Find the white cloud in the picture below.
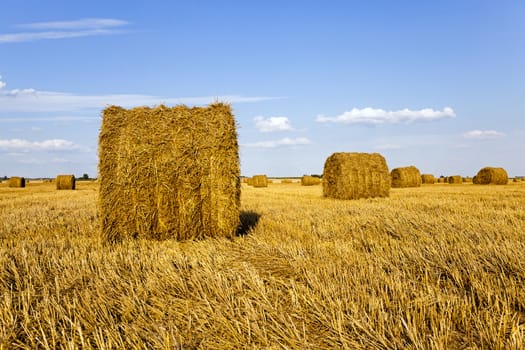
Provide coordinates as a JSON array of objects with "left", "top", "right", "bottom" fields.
[
  {"left": 244, "top": 137, "right": 311, "bottom": 148},
  {"left": 0, "top": 18, "right": 128, "bottom": 43},
  {"left": 463, "top": 130, "right": 506, "bottom": 140},
  {"left": 0, "top": 78, "right": 280, "bottom": 112},
  {"left": 0, "top": 75, "right": 5, "bottom": 89},
  {"left": 18, "top": 18, "right": 128, "bottom": 30},
  {"left": 316, "top": 107, "right": 455, "bottom": 125},
  {"left": 0, "top": 139, "right": 80, "bottom": 152},
  {"left": 254, "top": 116, "right": 293, "bottom": 132}
]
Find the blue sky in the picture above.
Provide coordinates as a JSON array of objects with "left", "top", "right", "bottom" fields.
[{"left": 1, "top": 0, "right": 524, "bottom": 178}]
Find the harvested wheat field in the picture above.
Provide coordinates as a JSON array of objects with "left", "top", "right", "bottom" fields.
[{"left": 1, "top": 180, "right": 525, "bottom": 348}]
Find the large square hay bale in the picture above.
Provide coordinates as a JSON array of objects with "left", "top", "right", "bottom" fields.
[
  {"left": 251, "top": 175, "right": 268, "bottom": 188},
  {"left": 301, "top": 175, "right": 321, "bottom": 186},
  {"left": 98, "top": 103, "right": 240, "bottom": 242},
  {"left": 322, "top": 152, "right": 390, "bottom": 200},
  {"left": 56, "top": 175, "right": 76, "bottom": 190},
  {"left": 391, "top": 166, "right": 422, "bottom": 188},
  {"left": 473, "top": 167, "right": 508, "bottom": 185},
  {"left": 8, "top": 177, "right": 25, "bottom": 188}
]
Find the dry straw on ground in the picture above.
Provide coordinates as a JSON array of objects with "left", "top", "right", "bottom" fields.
[
  {"left": 421, "top": 174, "right": 436, "bottom": 184},
  {"left": 301, "top": 175, "right": 321, "bottom": 186},
  {"left": 391, "top": 166, "right": 422, "bottom": 188},
  {"left": 8, "top": 177, "right": 25, "bottom": 188},
  {"left": 99, "top": 103, "right": 240, "bottom": 242},
  {"left": 56, "top": 175, "right": 76, "bottom": 190},
  {"left": 251, "top": 175, "right": 268, "bottom": 188},
  {"left": 323, "top": 152, "right": 390, "bottom": 200},
  {"left": 473, "top": 167, "right": 508, "bottom": 185},
  {"left": 447, "top": 175, "right": 463, "bottom": 184},
  {"left": 463, "top": 177, "right": 473, "bottom": 183}
]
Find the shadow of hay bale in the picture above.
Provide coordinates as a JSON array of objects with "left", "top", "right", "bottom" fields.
[{"left": 237, "top": 211, "right": 261, "bottom": 236}]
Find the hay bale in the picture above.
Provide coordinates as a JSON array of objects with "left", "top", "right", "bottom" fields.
[
  {"left": 246, "top": 177, "right": 254, "bottom": 186},
  {"left": 421, "top": 174, "right": 436, "bottom": 184},
  {"left": 301, "top": 175, "right": 321, "bottom": 186},
  {"left": 437, "top": 177, "right": 445, "bottom": 183},
  {"left": 322, "top": 152, "right": 390, "bottom": 200},
  {"left": 391, "top": 166, "right": 422, "bottom": 188},
  {"left": 473, "top": 167, "right": 508, "bottom": 185},
  {"left": 447, "top": 175, "right": 462, "bottom": 184},
  {"left": 252, "top": 175, "right": 268, "bottom": 188},
  {"left": 56, "top": 175, "right": 76, "bottom": 190},
  {"left": 98, "top": 103, "right": 240, "bottom": 242},
  {"left": 281, "top": 179, "right": 293, "bottom": 184},
  {"left": 463, "top": 177, "right": 473, "bottom": 183},
  {"left": 8, "top": 177, "right": 25, "bottom": 188}
]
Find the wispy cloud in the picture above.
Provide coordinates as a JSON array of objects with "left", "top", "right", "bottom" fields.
[
  {"left": 316, "top": 107, "right": 455, "bottom": 125},
  {"left": 463, "top": 130, "right": 506, "bottom": 140},
  {"left": 18, "top": 18, "right": 128, "bottom": 30},
  {"left": 0, "top": 18, "right": 128, "bottom": 43},
  {"left": 0, "top": 77, "right": 280, "bottom": 113},
  {"left": 254, "top": 116, "right": 293, "bottom": 132},
  {"left": 0, "top": 138, "right": 80, "bottom": 152},
  {"left": 244, "top": 137, "right": 311, "bottom": 148}
]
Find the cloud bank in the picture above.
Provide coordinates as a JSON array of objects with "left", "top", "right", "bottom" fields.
[
  {"left": 244, "top": 137, "right": 311, "bottom": 148},
  {"left": 0, "top": 77, "right": 279, "bottom": 113},
  {"left": 463, "top": 130, "right": 506, "bottom": 140},
  {"left": 316, "top": 107, "right": 455, "bottom": 125},
  {"left": 0, "top": 18, "right": 129, "bottom": 43},
  {"left": 0, "top": 139, "right": 80, "bottom": 152},
  {"left": 254, "top": 116, "right": 293, "bottom": 132}
]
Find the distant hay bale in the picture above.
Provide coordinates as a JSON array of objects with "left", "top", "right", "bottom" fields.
[
  {"left": 301, "top": 175, "right": 321, "bottom": 186},
  {"left": 473, "top": 167, "right": 508, "bottom": 185},
  {"left": 56, "top": 175, "right": 76, "bottom": 190},
  {"left": 8, "top": 177, "right": 25, "bottom": 188},
  {"left": 391, "top": 166, "right": 422, "bottom": 188},
  {"left": 281, "top": 179, "right": 293, "bottom": 184},
  {"left": 437, "top": 177, "right": 445, "bottom": 183},
  {"left": 98, "top": 103, "right": 240, "bottom": 243},
  {"left": 513, "top": 178, "right": 519, "bottom": 183},
  {"left": 323, "top": 152, "right": 390, "bottom": 200},
  {"left": 447, "top": 175, "right": 462, "bottom": 184},
  {"left": 463, "top": 177, "right": 473, "bottom": 183},
  {"left": 421, "top": 174, "right": 436, "bottom": 184},
  {"left": 246, "top": 177, "right": 254, "bottom": 186},
  {"left": 252, "top": 175, "right": 268, "bottom": 188}
]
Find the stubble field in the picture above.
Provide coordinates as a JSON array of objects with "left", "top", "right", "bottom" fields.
[{"left": 0, "top": 181, "right": 524, "bottom": 349}]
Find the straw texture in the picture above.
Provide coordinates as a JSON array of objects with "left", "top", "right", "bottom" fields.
[
  {"left": 391, "top": 166, "right": 422, "bottom": 188},
  {"left": 98, "top": 103, "right": 240, "bottom": 242},
  {"left": 56, "top": 175, "right": 76, "bottom": 190},
  {"left": 323, "top": 152, "right": 390, "bottom": 200},
  {"left": 8, "top": 177, "right": 25, "bottom": 188},
  {"left": 473, "top": 167, "right": 508, "bottom": 185}
]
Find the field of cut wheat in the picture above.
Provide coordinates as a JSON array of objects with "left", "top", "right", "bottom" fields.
[{"left": 1, "top": 181, "right": 524, "bottom": 349}]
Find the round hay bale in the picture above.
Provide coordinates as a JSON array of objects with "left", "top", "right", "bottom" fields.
[
  {"left": 8, "top": 177, "right": 25, "bottom": 188},
  {"left": 301, "top": 175, "right": 321, "bottom": 186},
  {"left": 252, "top": 175, "right": 268, "bottom": 188},
  {"left": 421, "top": 174, "right": 436, "bottom": 184},
  {"left": 322, "top": 152, "right": 390, "bottom": 200},
  {"left": 56, "top": 174, "right": 76, "bottom": 190},
  {"left": 473, "top": 167, "right": 508, "bottom": 185},
  {"left": 391, "top": 166, "right": 422, "bottom": 188},
  {"left": 447, "top": 175, "right": 462, "bottom": 184},
  {"left": 281, "top": 179, "right": 293, "bottom": 184},
  {"left": 246, "top": 177, "right": 254, "bottom": 186},
  {"left": 99, "top": 103, "right": 240, "bottom": 243},
  {"left": 437, "top": 177, "right": 445, "bottom": 183}
]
